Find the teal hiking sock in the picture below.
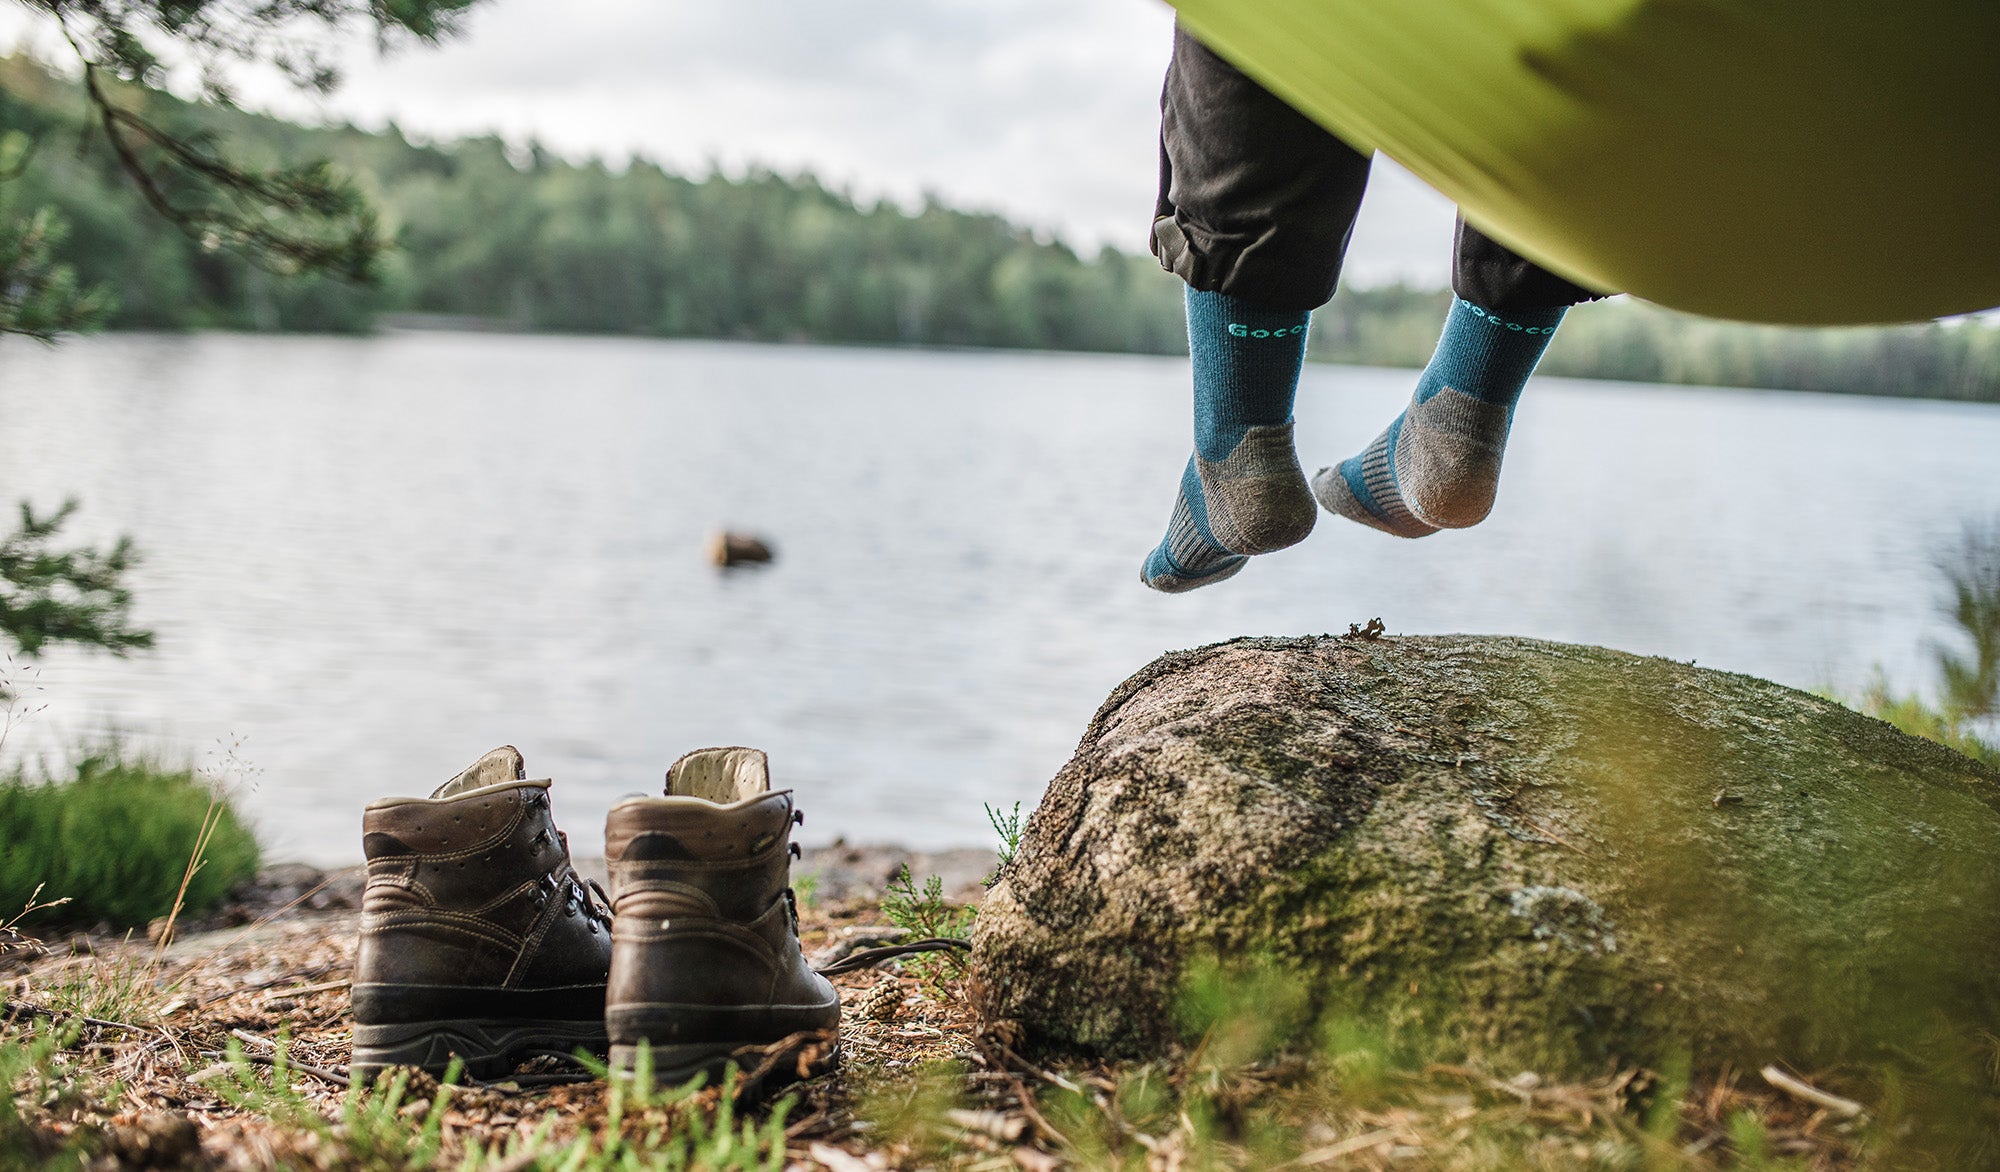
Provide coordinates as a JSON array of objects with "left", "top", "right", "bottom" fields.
[
  {"left": 1143, "top": 288, "right": 1315, "bottom": 593},
  {"left": 1313, "top": 296, "right": 1564, "bottom": 537}
]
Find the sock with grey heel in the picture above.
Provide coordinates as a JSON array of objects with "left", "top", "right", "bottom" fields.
[
  {"left": 1314, "top": 297, "right": 1564, "bottom": 537},
  {"left": 1143, "top": 287, "right": 1316, "bottom": 592}
]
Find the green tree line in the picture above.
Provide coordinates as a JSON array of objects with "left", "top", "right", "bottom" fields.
[
  {"left": 1321, "top": 285, "right": 2000, "bottom": 402},
  {"left": 4, "top": 54, "right": 1997, "bottom": 401},
  {"left": 0, "top": 55, "right": 1183, "bottom": 351}
]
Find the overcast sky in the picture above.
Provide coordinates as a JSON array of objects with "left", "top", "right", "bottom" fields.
[{"left": 0, "top": 0, "right": 1457, "bottom": 284}]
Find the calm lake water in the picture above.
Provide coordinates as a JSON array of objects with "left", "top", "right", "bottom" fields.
[{"left": 2, "top": 332, "right": 1996, "bottom": 864}]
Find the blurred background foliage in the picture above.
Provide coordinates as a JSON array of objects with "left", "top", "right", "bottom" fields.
[
  {"left": 1860, "top": 523, "right": 2000, "bottom": 768},
  {"left": 3, "top": 53, "right": 1997, "bottom": 400}
]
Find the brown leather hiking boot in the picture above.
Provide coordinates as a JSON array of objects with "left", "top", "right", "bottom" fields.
[
  {"left": 604, "top": 747, "right": 840, "bottom": 1082},
  {"left": 351, "top": 747, "right": 612, "bottom": 1081}
]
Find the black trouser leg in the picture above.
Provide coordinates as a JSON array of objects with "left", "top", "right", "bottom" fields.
[
  {"left": 1154, "top": 25, "right": 1610, "bottom": 313},
  {"left": 1452, "top": 218, "right": 1606, "bottom": 312},
  {"left": 1152, "top": 26, "right": 1370, "bottom": 311}
]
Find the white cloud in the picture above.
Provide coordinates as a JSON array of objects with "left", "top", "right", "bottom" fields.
[{"left": 0, "top": 0, "right": 1455, "bottom": 282}]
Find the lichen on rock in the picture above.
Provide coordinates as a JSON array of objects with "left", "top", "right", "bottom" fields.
[{"left": 1507, "top": 886, "right": 1617, "bottom": 955}]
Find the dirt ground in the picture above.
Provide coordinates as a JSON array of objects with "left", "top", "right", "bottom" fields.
[
  {"left": 2, "top": 848, "right": 1066, "bottom": 1170},
  {"left": 2, "top": 852, "right": 1875, "bottom": 1171},
  {"left": 8, "top": 896, "right": 1014, "bottom": 1167}
]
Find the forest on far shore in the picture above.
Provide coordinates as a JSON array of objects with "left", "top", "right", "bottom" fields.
[{"left": 3, "top": 54, "right": 1996, "bottom": 403}]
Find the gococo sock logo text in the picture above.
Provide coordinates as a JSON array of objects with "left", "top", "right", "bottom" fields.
[
  {"left": 1226, "top": 322, "right": 1309, "bottom": 339},
  {"left": 1459, "top": 302, "right": 1558, "bottom": 334}
]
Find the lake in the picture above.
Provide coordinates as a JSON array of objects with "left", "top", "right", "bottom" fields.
[{"left": 2, "top": 331, "right": 1996, "bottom": 864}]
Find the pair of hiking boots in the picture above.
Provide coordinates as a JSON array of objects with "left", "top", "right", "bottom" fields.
[{"left": 349, "top": 745, "right": 839, "bottom": 1085}]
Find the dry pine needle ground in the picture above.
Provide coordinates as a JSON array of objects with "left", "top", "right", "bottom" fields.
[{"left": 2, "top": 895, "right": 1873, "bottom": 1170}]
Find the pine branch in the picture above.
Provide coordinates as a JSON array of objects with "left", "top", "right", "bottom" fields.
[
  {"left": 66, "top": 17, "right": 386, "bottom": 281},
  {"left": 0, "top": 499, "right": 155, "bottom": 662}
]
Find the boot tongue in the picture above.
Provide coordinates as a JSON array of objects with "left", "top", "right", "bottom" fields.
[
  {"left": 432, "top": 745, "right": 528, "bottom": 799},
  {"left": 664, "top": 747, "right": 770, "bottom": 803}
]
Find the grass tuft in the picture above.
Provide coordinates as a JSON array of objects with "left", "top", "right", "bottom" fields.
[
  {"left": 985, "top": 800, "right": 1024, "bottom": 872},
  {"left": 1852, "top": 521, "right": 2000, "bottom": 768},
  {"left": 882, "top": 865, "right": 975, "bottom": 992},
  {"left": 0, "top": 1020, "right": 89, "bottom": 1164},
  {"left": 1856, "top": 675, "right": 2000, "bottom": 768},
  {"left": 0, "top": 747, "right": 258, "bottom": 929}
]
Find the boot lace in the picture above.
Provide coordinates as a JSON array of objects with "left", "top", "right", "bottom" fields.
[
  {"left": 579, "top": 876, "right": 613, "bottom": 925},
  {"left": 555, "top": 872, "right": 612, "bottom": 928}
]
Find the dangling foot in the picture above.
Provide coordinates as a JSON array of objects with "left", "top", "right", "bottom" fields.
[
  {"left": 1143, "top": 288, "right": 1316, "bottom": 592},
  {"left": 1315, "top": 297, "right": 1564, "bottom": 536}
]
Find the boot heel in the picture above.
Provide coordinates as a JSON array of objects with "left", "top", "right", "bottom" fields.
[{"left": 604, "top": 749, "right": 845, "bottom": 1099}]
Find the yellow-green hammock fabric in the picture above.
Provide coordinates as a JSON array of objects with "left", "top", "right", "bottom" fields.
[{"left": 1169, "top": 0, "right": 2000, "bottom": 325}]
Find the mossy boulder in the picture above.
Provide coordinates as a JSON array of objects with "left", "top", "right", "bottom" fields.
[{"left": 971, "top": 635, "right": 2000, "bottom": 1078}]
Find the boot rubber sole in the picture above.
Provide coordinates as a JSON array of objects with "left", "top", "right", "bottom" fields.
[
  {"left": 350, "top": 1017, "right": 608, "bottom": 1083},
  {"left": 607, "top": 999, "right": 842, "bottom": 1089},
  {"left": 608, "top": 1036, "right": 841, "bottom": 1092}
]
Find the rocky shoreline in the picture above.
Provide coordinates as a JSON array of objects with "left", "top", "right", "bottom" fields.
[
  {"left": 1, "top": 842, "right": 995, "bottom": 972},
  {"left": 194, "top": 841, "right": 993, "bottom": 929}
]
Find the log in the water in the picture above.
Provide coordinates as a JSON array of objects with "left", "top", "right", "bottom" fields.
[{"left": 972, "top": 635, "right": 2000, "bottom": 1082}]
